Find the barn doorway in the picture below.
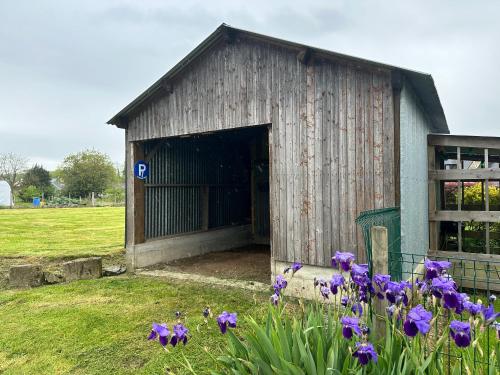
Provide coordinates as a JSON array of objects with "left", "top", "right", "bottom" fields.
[{"left": 142, "top": 125, "right": 271, "bottom": 281}]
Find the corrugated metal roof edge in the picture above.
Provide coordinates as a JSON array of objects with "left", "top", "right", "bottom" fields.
[{"left": 107, "top": 23, "right": 449, "bottom": 134}]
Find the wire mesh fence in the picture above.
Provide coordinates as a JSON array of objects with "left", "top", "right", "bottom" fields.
[
  {"left": 356, "top": 207, "right": 402, "bottom": 279},
  {"left": 384, "top": 251, "right": 499, "bottom": 373}
]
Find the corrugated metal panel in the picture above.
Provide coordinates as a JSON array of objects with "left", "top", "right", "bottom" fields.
[
  {"left": 400, "top": 79, "right": 432, "bottom": 275},
  {"left": 144, "top": 135, "right": 251, "bottom": 240}
]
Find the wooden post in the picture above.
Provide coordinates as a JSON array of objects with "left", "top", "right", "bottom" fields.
[
  {"left": 133, "top": 142, "right": 145, "bottom": 244},
  {"left": 428, "top": 145, "right": 439, "bottom": 250},
  {"left": 371, "top": 226, "right": 388, "bottom": 338}
]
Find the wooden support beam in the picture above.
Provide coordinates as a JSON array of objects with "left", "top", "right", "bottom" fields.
[
  {"left": 428, "top": 145, "right": 439, "bottom": 251},
  {"left": 393, "top": 78, "right": 401, "bottom": 206},
  {"left": 430, "top": 210, "right": 500, "bottom": 223},
  {"left": 428, "top": 168, "right": 500, "bottom": 181},
  {"left": 133, "top": 142, "right": 145, "bottom": 244},
  {"left": 428, "top": 134, "right": 500, "bottom": 149}
]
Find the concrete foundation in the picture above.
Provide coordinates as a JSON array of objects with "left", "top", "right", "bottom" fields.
[
  {"left": 128, "top": 225, "right": 253, "bottom": 269},
  {"left": 9, "top": 264, "right": 44, "bottom": 288},
  {"left": 62, "top": 257, "right": 102, "bottom": 282},
  {"left": 272, "top": 259, "right": 341, "bottom": 300}
]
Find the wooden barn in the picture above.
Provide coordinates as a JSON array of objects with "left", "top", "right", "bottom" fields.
[{"left": 108, "top": 24, "right": 455, "bottom": 279}]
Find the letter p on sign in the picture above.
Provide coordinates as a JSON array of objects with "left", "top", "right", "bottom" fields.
[{"left": 134, "top": 160, "right": 149, "bottom": 180}]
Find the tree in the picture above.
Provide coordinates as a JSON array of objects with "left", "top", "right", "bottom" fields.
[
  {"left": 56, "top": 150, "right": 117, "bottom": 197},
  {"left": 20, "top": 164, "right": 54, "bottom": 200},
  {"left": 0, "top": 153, "right": 28, "bottom": 207}
]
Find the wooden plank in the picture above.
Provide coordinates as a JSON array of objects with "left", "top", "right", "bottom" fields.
[
  {"left": 372, "top": 73, "right": 384, "bottom": 209},
  {"left": 313, "top": 63, "right": 324, "bottom": 266},
  {"left": 430, "top": 210, "right": 500, "bottom": 223},
  {"left": 133, "top": 142, "right": 146, "bottom": 244},
  {"left": 393, "top": 81, "right": 401, "bottom": 207},
  {"left": 354, "top": 69, "right": 365, "bottom": 258},
  {"left": 322, "top": 64, "right": 333, "bottom": 263},
  {"left": 428, "top": 134, "right": 500, "bottom": 149},
  {"left": 429, "top": 250, "right": 500, "bottom": 262},
  {"left": 346, "top": 66, "right": 357, "bottom": 251},
  {"left": 338, "top": 64, "right": 348, "bottom": 249},
  {"left": 330, "top": 63, "right": 341, "bottom": 256},
  {"left": 428, "top": 168, "right": 500, "bottom": 180},
  {"left": 382, "top": 73, "right": 395, "bottom": 207}
]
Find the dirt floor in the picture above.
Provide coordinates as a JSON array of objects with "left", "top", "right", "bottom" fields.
[{"left": 145, "top": 245, "right": 271, "bottom": 284}]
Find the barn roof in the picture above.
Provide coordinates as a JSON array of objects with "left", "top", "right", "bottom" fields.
[{"left": 108, "top": 23, "right": 448, "bottom": 133}]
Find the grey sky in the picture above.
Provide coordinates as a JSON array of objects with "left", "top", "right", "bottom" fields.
[{"left": 1, "top": 0, "right": 499, "bottom": 170}]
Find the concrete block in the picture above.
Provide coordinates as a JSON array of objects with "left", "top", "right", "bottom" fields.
[
  {"left": 62, "top": 257, "right": 102, "bottom": 281},
  {"left": 43, "top": 271, "right": 65, "bottom": 284},
  {"left": 103, "top": 265, "right": 127, "bottom": 276},
  {"left": 9, "top": 264, "right": 44, "bottom": 288}
]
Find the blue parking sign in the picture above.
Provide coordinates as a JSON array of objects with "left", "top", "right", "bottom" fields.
[{"left": 134, "top": 160, "right": 149, "bottom": 180}]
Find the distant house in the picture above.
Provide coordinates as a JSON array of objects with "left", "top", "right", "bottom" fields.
[{"left": 0, "top": 181, "right": 12, "bottom": 207}]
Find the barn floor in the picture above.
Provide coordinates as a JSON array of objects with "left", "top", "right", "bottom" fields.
[{"left": 143, "top": 245, "right": 271, "bottom": 284}]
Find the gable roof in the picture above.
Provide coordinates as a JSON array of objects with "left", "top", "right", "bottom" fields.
[{"left": 108, "top": 23, "right": 448, "bottom": 133}]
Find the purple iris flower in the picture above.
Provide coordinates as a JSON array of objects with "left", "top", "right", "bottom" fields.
[
  {"left": 424, "top": 259, "right": 451, "bottom": 280},
  {"left": 284, "top": 262, "right": 302, "bottom": 274},
  {"left": 341, "top": 316, "right": 361, "bottom": 339},
  {"left": 217, "top": 311, "right": 237, "bottom": 334},
  {"left": 431, "top": 277, "right": 458, "bottom": 309},
  {"left": 463, "top": 300, "right": 482, "bottom": 316},
  {"left": 351, "top": 264, "right": 371, "bottom": 290},
  {"left": 273, "top": 275, "right": 288, "bottom": 295},
  {"left": 449, "top": 320, "right": 471, "bottom": 348},
  {"left": 454, "top": 293, "right": 468, "bottom": 314},
  {"left": 481, "top": 304, "right": 500, "bottom": 326},
  {"left": 353, "top": 342, "right": 378, "bottom": 366},
  {"left": 385, "top": 281, "right": 410, "bottom": 306},
  {"left": 148, "top": 322, "right": 170, "bottom": 347},
  {"left": 170, "top": 324, "right": 189, "bottom": 347},
  {"left": 331, "top": 251, "right": 355, "bottom": 271},
  {"left": 341, "top": 295, "right": 349, "bottom": 307},
  {"left": 403, "top": 305, "right": 432, "bottom": 337},
  {"left": 314, "top": 277, "right": 327, "bottom": 288},
  {"left": 330, "top": 274, "right": 345, "bottom": 295},
  {"left": 320, "top": 286, "right": 330, "bottom": 299},
  {"left": 351, "top": 302, "right": 363, "bottom": 317},
  {"left": 373, "top": 274, "right": 390, "bottom": 299},
  {"left": 386, "top": 305, "right": 397, "bottom": 319},
  {"left": 270, "top": 293, "right": 279, "bottom": 306}
]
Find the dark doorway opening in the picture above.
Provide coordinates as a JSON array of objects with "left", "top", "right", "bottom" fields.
[{"left": 142, "top": 125, "right": 271, "bottom": 280}]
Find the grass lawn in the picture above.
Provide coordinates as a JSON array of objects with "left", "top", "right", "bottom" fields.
[
  {"left": 0, "top": 276, "right": 269, "bottom": 374},
  {"left": 0, "top": 207, "right": 124, "bottom": 258}
]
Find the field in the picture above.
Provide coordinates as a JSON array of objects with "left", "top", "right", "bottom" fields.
[
  {"left": 0, "top": 207, "right": 124, "bottom": 258},
  {"left": 0, "top": 276, "right": 268, "bottom": 374},
  {"left": 0, "top": 207, "right": 269, "bottom": 374}
]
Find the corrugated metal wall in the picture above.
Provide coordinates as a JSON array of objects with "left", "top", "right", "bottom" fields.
[
  {"left": 400, "top": 80, "right": 431, "bottom": 274},
  {"left": 144, "top": 134, "right": 251, "bottom": 239}
]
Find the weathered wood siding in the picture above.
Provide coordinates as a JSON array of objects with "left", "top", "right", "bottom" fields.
[{"left": 126, "top": 37, "right": 396, "bottom": 266}]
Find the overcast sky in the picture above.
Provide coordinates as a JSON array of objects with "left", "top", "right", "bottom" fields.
[{"left": 1, "top": 1, "right": 499, "bottom": 170}]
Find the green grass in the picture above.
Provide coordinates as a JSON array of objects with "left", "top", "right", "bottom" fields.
[
  {"left": 0, "top": 207, "right": 124, "bottom": 258},
  {"left": 0, "top": 276, "right": 269, "bottom": 374}
]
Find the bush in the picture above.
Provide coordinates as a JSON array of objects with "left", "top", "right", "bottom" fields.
[{"left": 18, "top": 185, "right": 41, "bottom": 202}]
